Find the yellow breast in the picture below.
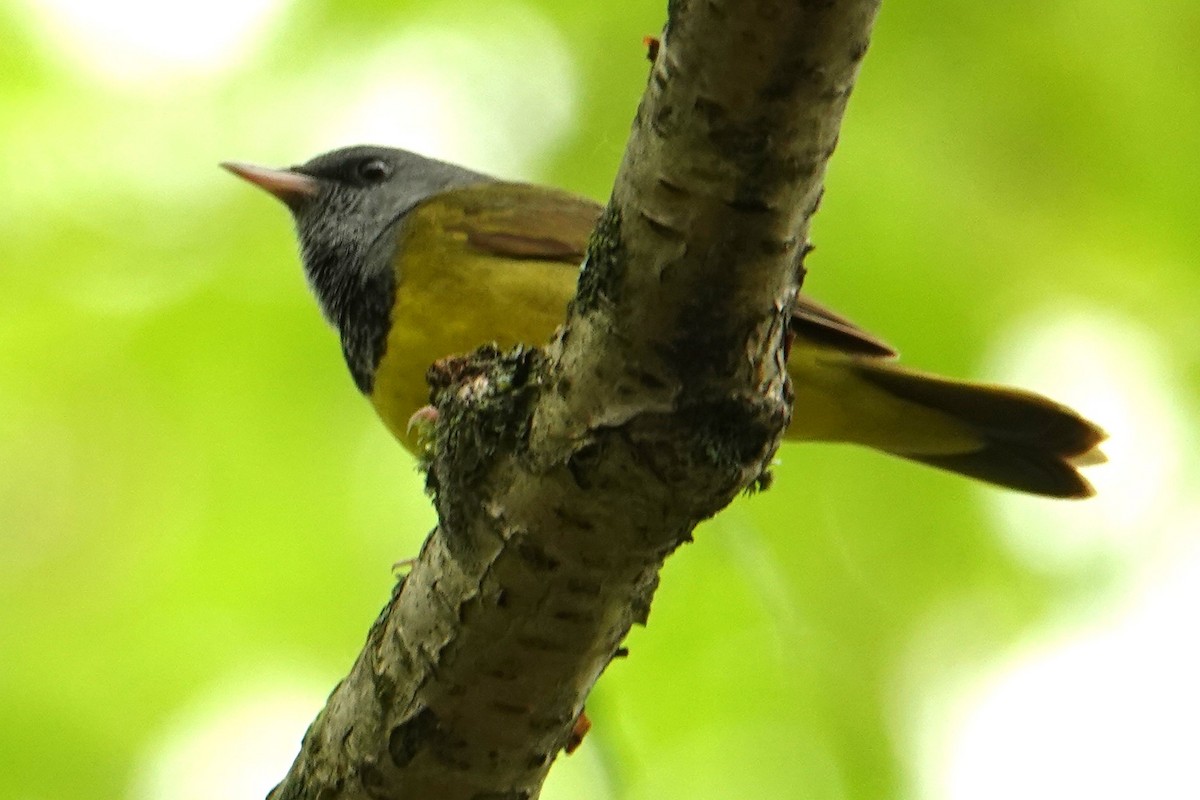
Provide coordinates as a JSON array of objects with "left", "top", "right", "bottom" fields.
[{"left": 369, "top": 206, "right": 578, "bottom": 451}]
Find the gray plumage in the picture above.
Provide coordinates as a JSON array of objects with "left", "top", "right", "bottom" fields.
[{"left": 284, "top": 146, "right": 493, "bottom": 391}]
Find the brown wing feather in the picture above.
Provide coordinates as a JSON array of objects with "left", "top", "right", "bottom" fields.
[
  {"left": 790, "top": 296, "right": 897, "bottom": 358},
  {"left": 445, "top": 183, "right": 894, "bottom": 357},
  {"left": 448, "top": 183, "right": 601, "bottom": 262}
]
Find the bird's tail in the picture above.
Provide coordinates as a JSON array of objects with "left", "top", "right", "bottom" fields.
[
  {"left": 788, "top": 355, "right": 1108, "bottom": 498},
  {"left": 849, "top": 360, "right": 1107, "bottom": 497}
]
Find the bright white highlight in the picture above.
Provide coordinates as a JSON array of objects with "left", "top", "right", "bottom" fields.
[
  {"left": 23, "top": 0, "right": 286, "bottom": 85},
  {"left": 939, "top": 534, "right": 1200, "bottom": 800},
  {"left": 129, "top": 673, "right": 328, "bottom": 800},
  {"left": 983, "top": 309, "right": 1189, "bottom": 570},
  {"left": 893, "top": 305, "right": 1200, "bottom": 800}
]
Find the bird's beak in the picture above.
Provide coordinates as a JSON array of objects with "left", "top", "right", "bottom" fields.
[{"left": 221, "top": 161, "right": 320, "bottom": 208}]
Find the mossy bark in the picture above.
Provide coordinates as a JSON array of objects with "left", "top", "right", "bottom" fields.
[{"left": 268, "top": 1, "right": 881, "bottom": 798}]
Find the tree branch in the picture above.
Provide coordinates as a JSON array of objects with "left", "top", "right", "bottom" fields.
[{"left": 268, "top": 1, "right": 880, "bottom": 798}]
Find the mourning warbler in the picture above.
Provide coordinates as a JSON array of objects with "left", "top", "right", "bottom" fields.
[{"left": 222, "top": 146, "right": 1106, "bottom": 498}]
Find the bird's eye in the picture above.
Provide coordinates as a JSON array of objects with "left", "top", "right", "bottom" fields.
[{"left": 356, "top": 158, "right": 391, "bottom": 183}]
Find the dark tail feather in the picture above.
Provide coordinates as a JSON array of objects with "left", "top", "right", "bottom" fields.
[
  {"left": 901, "top": 447, "right": 1099, "bottom": 499},
  {"left": 853, "top": 361, "right": 1108, "bottom": 498}
]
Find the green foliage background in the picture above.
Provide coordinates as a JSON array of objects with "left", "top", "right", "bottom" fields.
[{"left": 2, "top": 1, "right": 1196, "bottom": 798}]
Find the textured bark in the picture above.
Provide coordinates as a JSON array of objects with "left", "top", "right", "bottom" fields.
[{"left": 268, "top": 1, "right": 880, "bottom": 798}]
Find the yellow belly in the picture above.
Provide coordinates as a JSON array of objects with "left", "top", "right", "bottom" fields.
[{"left": 370, "top": 243, "right": 576, "bottom": 450}]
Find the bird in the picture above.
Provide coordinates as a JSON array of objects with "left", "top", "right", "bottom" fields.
[{"left": 222, "top": 145, "right": 1106, "bottom": 498}]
